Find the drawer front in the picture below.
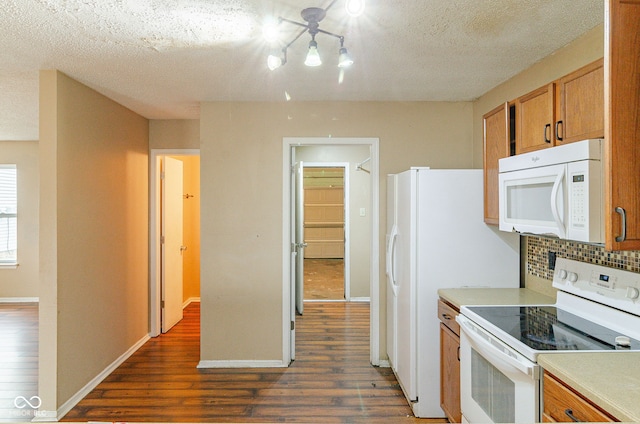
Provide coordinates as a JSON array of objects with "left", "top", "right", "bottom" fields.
[
  {"left": 437, "top": 299, "right": 459, "bottom": 336},
  {"left": 543, "top": 373, "right": 617, "bottom": 422}
]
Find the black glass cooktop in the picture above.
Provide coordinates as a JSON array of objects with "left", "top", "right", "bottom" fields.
[{"left": 465, "top": 305, "right": 640, "bottom": 352}]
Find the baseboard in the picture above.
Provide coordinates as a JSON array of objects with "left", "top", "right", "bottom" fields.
[
  {"left": 0, "top": 297, "right": 38, "bottom": 303},
  {"left": 182, "top": 297, "right": 201, "bottom": 309},
  {"left": 51, "top": 334, "right": 151, "bottom": 421},
  {"left": 377, "top": 359, "right": 391, "bottom": 368},
  {"left": 197, "top": 359, "right": 287, "bottom": 368},
  {"left": 349, "top": 297, "right": 370, "bottom": 302}
]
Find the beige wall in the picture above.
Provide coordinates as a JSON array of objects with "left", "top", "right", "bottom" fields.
[
  {"left": 296, "top": 145, "right": 371, "bottom": 298},
  {"left": 472, "top": 24, "right": 605, "bottom": 167},
  {"left": 39, "top": 70, "right": 149, "bottom": 412},
  {"left": 0, "top": 140, "right": 39, "bottom": 298},
  {"left": 200, "top": 101, "right": 474, "bottom": 362},
  {"left": 149, "top": 119, "right": 200, "bottom": 150}
]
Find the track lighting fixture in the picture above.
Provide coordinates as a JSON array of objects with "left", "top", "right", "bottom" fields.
[{"left": 264, "top": 0, "right": 362, "bottom": 70}]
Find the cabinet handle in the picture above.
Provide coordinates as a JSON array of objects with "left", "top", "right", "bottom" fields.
[
  {"left": 555, "top": 120, "right": 563, "bottom": 141},
  {"left": 441, "top": 313, "right": 452, "bottom": 320},
  {"left": 615, "top": 207, "right": 627, "bottom": 242},
  {"left": 456, "top": 346, "right": 461, "bottom": 361},
  {"left": 565, "top": 409, "right": 583, "bottom": 422},
  {"left": 544, "top": 123, "right": 552, "bottom": 143}
]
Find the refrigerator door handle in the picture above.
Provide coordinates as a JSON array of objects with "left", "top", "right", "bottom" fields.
[{"left": 386, "top": 224, "right": 399, "bottom": 294}]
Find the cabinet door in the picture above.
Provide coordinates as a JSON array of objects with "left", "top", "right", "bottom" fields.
[
  {"left": 605, "top": 0, "right": 640, "bottom": 251},
  {"left": 516, "top": 83, "right": 555, "bottom": 154},
  {"left": 557, "top": 59, "right": 604, "bottom": 144},
  {"left": 543, "top": 373, "right": 617, "bottom": 422},
  {"left": 440, "top": 323, "right": 461, "bottom": 424},
  {"left": 483, "top": 103, "right": 510, "bottom": 225}
]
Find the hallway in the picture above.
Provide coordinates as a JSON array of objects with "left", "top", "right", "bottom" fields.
[{"left": 62, "top": 302, "right": 436, "bottom": 423}]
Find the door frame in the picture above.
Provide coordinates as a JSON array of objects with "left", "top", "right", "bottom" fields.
[
  {"left": 149, "top": 148, "right": 199, "bottom": 337},
  {"left": 282, "top": 137, "right": 380, "bottom": 365},
  {"left": 302, "top": 162, "right": 351, "bottom": 301}
]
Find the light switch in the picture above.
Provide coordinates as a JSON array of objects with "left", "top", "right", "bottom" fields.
[{"left": 360, "top": 208, "right": 366, "bottom": 217}]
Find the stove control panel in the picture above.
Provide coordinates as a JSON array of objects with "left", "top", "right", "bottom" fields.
[{"left": 552, "top": 258, "right": 640, "bottom": 316}]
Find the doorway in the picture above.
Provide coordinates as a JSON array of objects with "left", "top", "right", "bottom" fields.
[
  {"left": 301, "top": 164, "right": 348, "bottom": 302},
  {"left": 149, "top": 149, "right": 201, "bottom": 337},
  {"left": 283, "top": 138, "right": 380, "bottom": 365}
]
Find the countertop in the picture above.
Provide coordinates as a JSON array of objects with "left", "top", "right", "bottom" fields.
[
  {"left": 437, "top": 287, "right": 555, "bottom": 309},
  {"left": 539, "top": 352, "right": 640, "bottom": 422}
]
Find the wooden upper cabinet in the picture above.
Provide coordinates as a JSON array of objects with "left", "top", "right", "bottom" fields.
[
  {"left": 556, "top": 58, "right": 605, "bottom": 144},
  {"left": 604, "top": 0, "right": 640, "bottom": 251},
  {"left": 483, "top": 103, "right": 510, "bottom": 225},
  {"left": 516, "top": 83, "right": 555, "bottom": 154},
  {"left": 514, "top": 60, "right": 604, "bottom": 153}
]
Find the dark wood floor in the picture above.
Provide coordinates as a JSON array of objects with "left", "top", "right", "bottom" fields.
[
  {"left": 0, "top": 303, "right": 38, "bottom": 423},
  {"left": 62, "top": 302, "right": 439, "bottom": 423},
  {"left": 304, "top": 258, "right": 345, "bottom": 300}
]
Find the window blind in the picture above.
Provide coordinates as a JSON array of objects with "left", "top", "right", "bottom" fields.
[{"left": 0, "top": 165, "right": 17, "bottom": 263}]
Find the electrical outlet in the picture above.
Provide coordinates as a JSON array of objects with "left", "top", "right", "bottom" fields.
[{"left": 548, "top": 251, "right": 557, "bottom": 270}]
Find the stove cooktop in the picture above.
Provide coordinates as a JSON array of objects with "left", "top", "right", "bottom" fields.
[{"left": 464, "top": 304, "right": 640, "bottom": 353}]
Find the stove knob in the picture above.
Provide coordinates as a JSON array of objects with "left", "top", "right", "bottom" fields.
[
  {"left": 567, "top": 272, "right": 578, "bottom": 283},
  {"left": 615, "top": 335, "right": 631, "bottom": 347},
  {"left": 558, "top": 269, "right": 567, "bottom": 280},
  {"left": 626, "top": 287, "right": 640, "bottom": 300}
]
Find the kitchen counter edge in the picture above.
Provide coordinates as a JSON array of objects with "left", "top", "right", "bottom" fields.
[
  {"left": 538, "top": 352, "right": 640, "bottom": 423},
  {"left": 437, "top": 287, "right": 555, "bottom": 310}
]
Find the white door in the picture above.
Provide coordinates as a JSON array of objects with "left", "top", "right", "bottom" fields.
[
  {"left": 161, "top": 156, "right": 184, "bottom": 333},
  {"left": 395, "top": 169, "right": 418, "bottom": 400},
  {"left": 294, "top": 161, "right": 306, "bottom": 315},
  {"left": 385, "top": 174, "right": 399, "bottom": 371}
]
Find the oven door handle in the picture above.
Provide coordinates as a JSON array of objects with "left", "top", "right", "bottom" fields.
[{"left": 457, "top": 315, "right": 539, "bottom": 379}]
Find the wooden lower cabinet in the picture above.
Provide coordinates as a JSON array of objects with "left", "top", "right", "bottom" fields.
[
  {"left": 438, "top": 299, "right": 461, "bottom": 423},
  {"left": 542, "top": 372, "right": 618, "bottom": 422}
]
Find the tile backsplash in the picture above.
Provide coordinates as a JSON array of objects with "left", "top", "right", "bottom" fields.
[{"left": 526, "top": 236, "right": 640, "bottom": 281}]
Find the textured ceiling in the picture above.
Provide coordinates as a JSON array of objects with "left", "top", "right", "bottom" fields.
[{"left": 1, "top": 0, "right": 603, "bottom": 140}]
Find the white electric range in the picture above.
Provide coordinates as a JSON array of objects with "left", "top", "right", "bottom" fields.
[{"left": 456, "top": 257, "right": 640, "bottom": 423}]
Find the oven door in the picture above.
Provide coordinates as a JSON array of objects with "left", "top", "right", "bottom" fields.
[{"left": 457, "top": 315, "right": 541, "bottom": 424}]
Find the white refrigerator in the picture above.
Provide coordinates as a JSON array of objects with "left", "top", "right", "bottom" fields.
[{"left": 385, "top": 168, "right": 520, "bottom": 418}]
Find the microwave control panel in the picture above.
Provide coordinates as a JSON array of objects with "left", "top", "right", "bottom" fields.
[
  {"left": 567, "top": 159, "right": 602, "bottom": 242},
  {"left": 570, "top": 173, "right": 587, "bottom": 228}
]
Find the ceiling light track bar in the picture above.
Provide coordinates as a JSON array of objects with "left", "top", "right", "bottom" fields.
[{"left": 278, "top": 16, "right": 345, "bottom": 42}]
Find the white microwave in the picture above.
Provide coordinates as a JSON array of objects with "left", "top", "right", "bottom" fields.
[{"left": 498, "top": 139, "right": 603, "bottom": 243}]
